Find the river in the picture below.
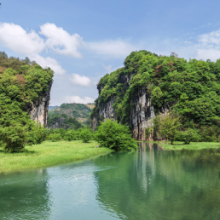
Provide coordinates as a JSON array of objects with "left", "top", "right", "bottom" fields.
[{"left": 0, "top": 142, "right": 220, "bottom": 220}]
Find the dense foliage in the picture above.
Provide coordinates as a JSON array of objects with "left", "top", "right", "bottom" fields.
[
  {"left": 92, "top": 50, "right": 220, "bottom": 142},
  {"left": 0, "top": 52, "right": 53, "bottom": 152},
  {"left": 95, "top": 119, "right": 137, "bottom": 151}
]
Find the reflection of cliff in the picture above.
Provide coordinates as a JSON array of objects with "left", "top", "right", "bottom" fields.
[
  {"left": 0, "top": 169, "right": 50, "bottom": 219},
  {"left": 94, "top": 145, "right": 220, "bottom": 220}
]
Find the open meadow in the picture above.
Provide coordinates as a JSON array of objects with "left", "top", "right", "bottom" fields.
[{"left": 0, "top": 141, "right": 112, "bottom": 174}]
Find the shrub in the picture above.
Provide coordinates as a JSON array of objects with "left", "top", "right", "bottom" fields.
[
  {"left": 94, "top": 119, "right": 137, "bottom": 151},
  {"left": 177, "top": 129, "right": 201, "bottom": 144},
  {"left": 159, "top": 112, "right": 181, "bottom": 144},
  {"left": 75, "top": 128, "right": 83, "bottom": 140},
  {"left": 26, "top": 122, "right": 47, "bottom": 145},
  {"left": 0, "top": 123, "right": 26, "bottom": 152},
  {"left": 64, "top": 130, "right": 77, "bottom": 141},
  {"left": 80, "top": 128, "right": 92, "bottom": 143},
  {"left": 48, "top": 133, "right": 62, "bottom": 142},
  {"left": 151, "top": 112, "right": 181, "bottom": 144}
]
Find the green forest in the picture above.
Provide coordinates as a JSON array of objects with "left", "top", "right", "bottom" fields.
[
  {"left": 0, "top": 52, "right": 54, "bottom": 152},
  {"left": 92, "top": 50, "right": 220, "bottom": 142}
]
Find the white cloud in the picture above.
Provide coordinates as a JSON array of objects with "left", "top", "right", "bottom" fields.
[
  {"left": 198, "top": 29, "right": 220, "bottom": 45},
  {"left": 0, "top": 23, "right": 45, "bottom": 55},
  {"left": 70, "top": 73, "right": 91, "bottom": 86},
  {"left": 40, "top": 23, "right": 82, "bottom": 58},
  {"left": 30, "top": 54, "right": 66, "bottom": 75},
  {"left": 194, "top": 29, "right": 220, "bottom": 61},
  {"left": 64, "top": 96, "right": 94, "bottom": 104},
  {"left": 86, "top": 40, "right": 138, "bottom": 57},
  {"left": 196, "top": 49, "right": 220, "bottom": 61},
  {"left": 0, "top": 23, "right": 66, "bottom": 75}
]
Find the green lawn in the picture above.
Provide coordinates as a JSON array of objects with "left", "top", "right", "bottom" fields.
[
  {"left": 0, "top": 140, "right": 112, "bottom": 174},
  {"left": 158, "top": 141, "right": 220, "bottom": 150}
]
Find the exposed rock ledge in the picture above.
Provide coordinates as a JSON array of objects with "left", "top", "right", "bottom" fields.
[
  {"left": 27, "top": 84, "right": 52, "bottom": 126},
  {"left": 92, "top": 85, "right": 168, "bottom": 141}
]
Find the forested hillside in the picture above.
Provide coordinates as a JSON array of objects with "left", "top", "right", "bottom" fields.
[
  {"left": 47, "top": 103, "right": 94, "bottom": 129},
  {"left": 0, "top": 52, "right": 54, "bottom": 151},
  {"left": 92, "top": 50, "right": 220, "bottom": 141}
]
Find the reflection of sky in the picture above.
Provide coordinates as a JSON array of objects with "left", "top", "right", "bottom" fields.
[
  {"left": 47, "top": 161, "right": 120, "bottom": 220},
  {"left": 0, "top": 160, "right": 121, "bottom": 220},
  {"left": 1, "top": 147, "right": 220, "bottom": 220}
]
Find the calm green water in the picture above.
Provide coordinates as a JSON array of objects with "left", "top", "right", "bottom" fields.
[{"left": 1, "top": 143, "right": 220, "bottom": 220}]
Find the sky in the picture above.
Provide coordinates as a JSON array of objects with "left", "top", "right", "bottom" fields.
[{"left": 1, "top": 0, "right": 220, "bottom": 105}]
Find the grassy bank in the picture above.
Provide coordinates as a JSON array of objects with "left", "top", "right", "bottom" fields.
[
  {"left": 0, "top": 141, "right": 112, "bottom": 174},
  {"left": 157, "top": 141, "right": 220, "bottom": 150}
]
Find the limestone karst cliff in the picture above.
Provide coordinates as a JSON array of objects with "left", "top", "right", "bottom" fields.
[
  {"left": 91, "top": 49, "right": 220, "bottom": 142},
  {"left": 92, "top": 76, "right": 168, "bottom": 141},
  {"left": 27, "top": 84, "right": 52, "bottom": 126}
]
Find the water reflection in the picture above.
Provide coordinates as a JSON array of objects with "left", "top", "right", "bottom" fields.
[
  {"left": 0, "top": 169, "right": 50, "bottom": 220},
  {"left": 94, "top": 143, "right": 220, "bottom": 220},
  {"left": 0, "top": 144, "right": 220, "bottom": 220}
]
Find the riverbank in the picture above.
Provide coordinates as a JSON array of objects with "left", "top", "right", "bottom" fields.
[
  {"left": 0, "top": 141, "right": 112, "bottom": 174},
  {"left": 157, "top": 141, "right": 220, "bottom": 150}
]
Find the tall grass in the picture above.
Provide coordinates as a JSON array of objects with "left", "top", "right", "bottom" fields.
[{"left": 0, "top": 140, "right": 112, "bottom": 174}]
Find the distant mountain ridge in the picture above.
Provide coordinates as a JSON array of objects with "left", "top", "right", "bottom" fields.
[
  {"left": 48, "top": 106, "right": 59, "bottom": 111},
  {"left": 48, "top": 103, "right": 95, "bottom": 129}
]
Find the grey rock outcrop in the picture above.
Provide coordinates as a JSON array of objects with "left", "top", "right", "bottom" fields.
[
  {"left": 26, "top": 84, "right": 52, "bottom": 126},
  {"left": 92, "top": 78, "right": 168, "bottom": 141}
]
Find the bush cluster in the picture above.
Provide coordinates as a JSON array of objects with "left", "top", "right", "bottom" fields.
[
  {"left": 46, "top": 127, "right": 94, "bottom": 143},
  {"left": 46, "top": 120, "right": 137, "bottom": 151}
]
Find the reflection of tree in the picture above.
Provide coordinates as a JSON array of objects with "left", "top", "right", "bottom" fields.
[
  {"left": 0, "top": 169, "right": 50, "bottom": 219},
  {"left": 94, "top": 145, "right": 220, "bottom": 220}
]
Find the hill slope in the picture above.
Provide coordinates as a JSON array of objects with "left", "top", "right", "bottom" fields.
[
  {"left": 48, "top": 103, "right": 94, "bottom": 129},
  {"left": 91, "top": 50, "right": 220, "bottom": 141}
]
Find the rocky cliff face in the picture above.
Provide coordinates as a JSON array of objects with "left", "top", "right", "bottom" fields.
[
  {"left": 27, "top": 84, "right": 52, "bottom": 126},
  {"left": 92, "top": 81, "right": 168, "bottom": 141}
]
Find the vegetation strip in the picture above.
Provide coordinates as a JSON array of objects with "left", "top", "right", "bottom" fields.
[
  {"left": 155, "top": 141, "right": 220, "bottom": 150},
  {"left": 0, "top": 141, "right": 112, "bottom": 174}
]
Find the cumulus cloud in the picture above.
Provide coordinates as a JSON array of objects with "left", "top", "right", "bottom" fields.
[
  {"left": 70, "top": 73, "right": 91, "bottom": 86},
  {"left": 198, "top": 30, "right": 220, "bottom": 45},
  {"left": 196, "top": 49, "right": 220, "bottom": 61},
  {"left": 195, "top": 29, "right": 220, "bottom": 61},
  {"left": 0, "top": 23, "right": 66, "bottom": 75},
  {"left": 86, "top": 40, "right": 138, "bottom": 57},
  {"left": 64, "top": 96, "right": 94, "bottom": 104},
  {"left": 30, "top": 55, "right": 66, "bottom": 75},
  {"left": 40, "top": 23, "right": 82, "bottom": 58},
  {"left": 0, "top": 23, "right": 45, "bottom": 55}
]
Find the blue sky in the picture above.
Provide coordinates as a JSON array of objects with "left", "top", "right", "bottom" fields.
[{"left": 1, "top": 0, "right": 220, "bottom": 105}]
